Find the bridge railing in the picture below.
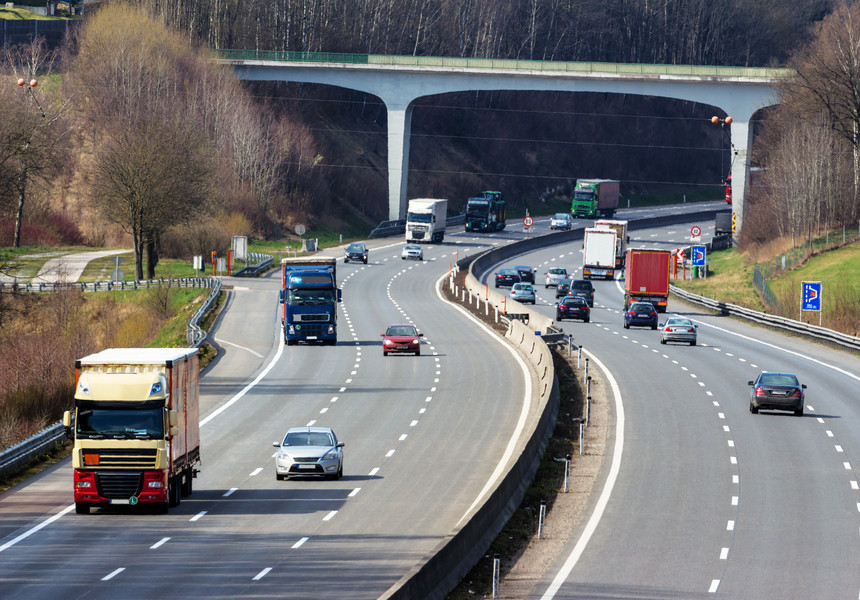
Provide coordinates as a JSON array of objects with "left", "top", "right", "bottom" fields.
[{"left": 218, "top": 49, "right": 792, "bottom": 79}]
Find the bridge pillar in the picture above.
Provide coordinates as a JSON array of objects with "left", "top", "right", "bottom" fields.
[
  {"left": 729, "top": 118, "right": 753, "bottom": 241},
  {"left": 386, "top": 102, "right": 413, "bottom": 221}
]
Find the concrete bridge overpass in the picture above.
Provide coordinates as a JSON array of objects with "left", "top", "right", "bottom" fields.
[{"left": 221, "top": 51, "right": 791, "bottom": 234}]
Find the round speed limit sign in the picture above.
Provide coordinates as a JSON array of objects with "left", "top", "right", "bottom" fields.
[
  {"left": 523, "top": 216, "right": 534, "bottom": 228},
  {"left": 690, "top": 225, "right": 702, "bottom": 237}
]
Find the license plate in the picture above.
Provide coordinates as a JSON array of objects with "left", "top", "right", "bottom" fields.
[
  {"left": 110, "top": 499, "right": 130, "bottom": 505},
  {"left": 306, "top": 336, "right": 318, "bottom": 340},
  {"left": 298, "top": 464, "right": 316, "bottom": 470}
]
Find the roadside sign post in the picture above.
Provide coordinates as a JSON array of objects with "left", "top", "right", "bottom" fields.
[
  {"left": 523, "top": 215, "right": 534, "bottom": 235},
  {"left": 801, "top": 281, "right": 822, "bottom": 326},
  {"left": 691, "top": 245, "right": 706, "bottom": 278}
]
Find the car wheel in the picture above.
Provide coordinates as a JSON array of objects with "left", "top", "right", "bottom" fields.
[
  {"left": 556, "top": 315, "right": 563, "bottom": 321},
  {"left": 651, "top": 324, "right": 658, "bottom": 330},
  {"left": 415, "top": 350, "right": 420, "bottom": 356},
  {"left": 364, "top": 259, "right": 368, "bottom": 264},
  {"left": 623, "top": 322, "right": 629, "bottom": 329},
  {"left": 276, "top": 473, "right": 285, "bottom": 481},
  {"left": 660, "top": 338, "right": 666, "bottom": 344},
  {"left": 749, "top": 403, "right": 758, "bottom": 414},
  {"left": 795, "top": 406, "right": 804, "bottom": 417},
  {"left": 419, "top": 257, "right": 423, "bottom": 261},
  {"left": 383, "top": 351, "right": 388, "bottom": 356},
  {"left": 344, "top": 258, "right": 348, "bottom": 263},
  {"left": 690, "top": 340, "right": 696, "bottom": 346},
  {"left": 584, "top": 318, "right": 590, "bottom": 323},
  {"left": 401, "top": 256, "right": 405, "bottom": 260}
]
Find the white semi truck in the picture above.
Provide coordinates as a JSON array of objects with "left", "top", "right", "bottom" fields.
[{"left": 406, "top": 198, "right": 448, "bottom": 243}]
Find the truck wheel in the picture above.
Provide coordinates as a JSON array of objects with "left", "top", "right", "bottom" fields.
[
  {"left": 181, "top": 470, "right": 193, "bottom": 497},
  {"left": 168, "top": 477, "right": 181, "bottom": 508},
  {"left": 286, "top": 339, "right": 297, "bottom": 346},
  {"left": 75, "top": 503, "right": 90, "bottom": 515}
]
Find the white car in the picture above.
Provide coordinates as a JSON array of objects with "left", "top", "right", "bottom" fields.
[
  {"left": 545, "top": 267, "right": 568, "bottom": 288},
  {"left": 401, "top": 244, "right": 424, "bottom": 260},
  {"left": 273, "top": 427, "right": 344, "bottom": 480},
  {"left": 550, "top": 213, "right": 573, "bottom": 230}
]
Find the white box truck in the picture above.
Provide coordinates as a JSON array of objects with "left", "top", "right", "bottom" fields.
[
  {"left": 406, "top": 198, "right": 448, "bottom": 243},
  {"left": 594, "top": 219, "right": 630, "bottom": 269},
  {"left": 582, "top": 227, "right": 617, "bottom": 280}
]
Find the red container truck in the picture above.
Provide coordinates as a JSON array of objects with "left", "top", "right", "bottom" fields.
[{"left": 624, "top": 248, "right": 671, "bottom": 312}]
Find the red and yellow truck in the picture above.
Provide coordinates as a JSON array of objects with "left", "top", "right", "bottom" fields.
[{"left": 63, "top": 348, "right": 200, "bottom": 514}]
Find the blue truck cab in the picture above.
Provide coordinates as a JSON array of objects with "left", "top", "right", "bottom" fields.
[{"left": 279, "top": 257, "right": 341, "bottom": 346}]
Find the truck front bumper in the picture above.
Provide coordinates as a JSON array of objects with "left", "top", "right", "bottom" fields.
[{"left": 74, "top": 469, "right": 168, "bottom": 506}]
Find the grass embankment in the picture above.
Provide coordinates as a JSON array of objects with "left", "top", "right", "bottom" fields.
[{"left": 673, "top": 242, "right": 860, "bottom": 335}]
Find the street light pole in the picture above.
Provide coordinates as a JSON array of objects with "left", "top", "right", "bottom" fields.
[{"left": 711, "top": 115, "right": 733, "bottom": 203}]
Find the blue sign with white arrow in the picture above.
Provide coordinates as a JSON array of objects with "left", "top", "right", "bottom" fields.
[
  {"left": 802, "top": 281, "right": 822, "bottom": 311},
  {"left": 691, "top": 245, "right": 706, "bottom": 267}
]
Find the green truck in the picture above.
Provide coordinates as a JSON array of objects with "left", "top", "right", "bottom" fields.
[{"left": 571, "top": 179, "right": 620, "bottom": 218}]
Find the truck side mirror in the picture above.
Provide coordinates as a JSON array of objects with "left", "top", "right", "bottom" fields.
[
  {"left": 337, "top": 289, "right": 343, "bottom": 302},
  {"left": 63, "top": 410, "right": 72, "bottom": 439},
  {"left": 169, "top": 410, "right": 178, "bottom": 427},
  {"left": 279, "top": 289, "right": 285, "bottom": 304}
]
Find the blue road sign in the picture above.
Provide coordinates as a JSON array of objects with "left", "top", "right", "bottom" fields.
[
  {"left": 802, "top": 281, "right": 822, "bottom": 311},
  {"left": 691, "top": 245, "right": 706, "bottom": 267}
]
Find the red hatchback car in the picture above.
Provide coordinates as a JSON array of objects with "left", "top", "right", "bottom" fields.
[{"left": 381, "top": 324, "right": 423, "bottom": 356}]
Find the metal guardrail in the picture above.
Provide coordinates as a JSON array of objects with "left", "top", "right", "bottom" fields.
[
  {"left": 187, "top": 278, "right": 223, "bottom": 347},
  {"left": 0, "top": 276, "right": 216, "bottom": 294},
  {"left": 0, "top": 423, "right": 66, "bottom": 480},
  {"left": 671, "top": 285, "right": 860, "bottom": 352},
  {"left": 231, "top": 253, "right": 274, "bottom": 277}
]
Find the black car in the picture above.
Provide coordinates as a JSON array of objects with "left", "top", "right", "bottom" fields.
[
  {"left": 495, "top": 268, "right": 521, "bottom": 288},
  {"left": 568, "top": 279, "right": 595, "bottom": 307},
  {"left": 749, "top": 372, "right": 806, "bottom": 416},
  {"left": 515, "top": 265, "right": 535, "bottom": 284},
  {"left": 556, "top": 295, "right": 590, "bottom": 322},
  {"left": 344, "top": 242, "right": 368, "bottom": 264},
  {"left": 623, "top": 302, "right": 658, "bottom": 329},
  {"left": 555, "top": 278, "right": 572, "bottom": 298}
]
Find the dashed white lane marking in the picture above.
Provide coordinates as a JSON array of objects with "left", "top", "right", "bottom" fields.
[
  {"left": 386, "top": 449, "right": 395, "bottom": 458},
  {"left": 323, "top": 511, "right": 337, "bottom": 521},
  {"left": 349, "top": 488, "right": 361, "bottom": 497},
  {"left": 223, "top": 488, "right": 238, "bottom": 497},
  {"left": 150, "top": 537, "right": 170, "bottom": 549},
  {"left": 190, "top": 511, "right": 207, "bottom": 522},
  {"left": 102, "top": 568, "right": 125, "bottom": 581},
  {"left": 292, "top": 537, "right": 309, "bottom": 549},
  {"left": 249, "top": 467, "right": 263, "bottom": 477},
  {"left": 253, "top": 567, "right": 272, "bottom": 580},
  {"left": 709, "top": 580, "right": 720, "bottom": 593},
  {"left": 369, "top": 468, "right": 380, "bottom": 477}
]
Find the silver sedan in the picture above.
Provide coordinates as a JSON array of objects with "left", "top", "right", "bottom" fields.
[
  {"left": 401, "top": 244, "right": 424, "bottom": 260},
  {"left": 659, "top": 317, "right": 698, "bottom": 345},
  {"left": 510, "top": 282, "right": 536, "bottom": 304},
  {"left": 273, "top": 427, "right": 344, "bottom": 480}
]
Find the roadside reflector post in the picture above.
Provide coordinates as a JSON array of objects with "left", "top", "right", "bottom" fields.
[
  {"left": 492, "top": 554, "right": 501, "bottom": 598},
  {"left": 577, "top": 345, "right": 582, "bottom": 369},
  {"left": 584, "top": 357, "right": 589, "bottom": 380},
  {"left": 538, "top": 500, "right": 547, "bottom": 539}
]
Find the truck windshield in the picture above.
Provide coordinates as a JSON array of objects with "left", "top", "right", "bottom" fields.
[
  {"left": 466, "top": 201, "right": 489, "bottom": 212},
  {"left": 287, "top": 288, "right": 336, "bottom": 305},
  {"left": 76, "top": 408, "right": 164, "bottom": 439},
  {"left": 574, "top": 192, "right": 594, "bottom": 200},
  {"left": 407, "top": 212, "right": 432, "bottom": 223}
]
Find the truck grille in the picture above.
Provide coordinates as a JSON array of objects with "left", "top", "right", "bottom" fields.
[
  {"left": 95, "top": 472, "right": 143, "bottom": 499},
  {"left": 89, "top": 448, "right": 158, "bottom": 469},
  {"left": 296, "top": 323, "right": 331, "bottom": 336},
  {"left": 295, "top": 313, "right": 330, "bottom": 323}
]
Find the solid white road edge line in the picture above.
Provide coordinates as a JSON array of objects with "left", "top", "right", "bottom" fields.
[{"left": 539, "top": 349, "right": 624, "bottom": 600}]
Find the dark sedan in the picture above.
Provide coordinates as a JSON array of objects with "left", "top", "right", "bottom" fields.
[
  {"left": 568, "top": 279, "right": 595, "bottom": 307},
  {"left": 556, "top": 295, "right": 590, "bottom": 322},
  {"left": 749, "top": 372, "right": 806, "bottom": 416},
  {"left": 623, "top": 302, "right": 658, "bottom": 329},
  {"left": 344, "top": 242, "right": 368, "bottom": 264},
  {"left": 515, "top": 265, "right": 535, "bottom": 284},
  {"left": 495, "top": 268, "right": 521, "bottom": 288}
]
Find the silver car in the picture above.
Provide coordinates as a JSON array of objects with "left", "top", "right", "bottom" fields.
[
  {"left": 545, "top": 267, "right": 568, "bottom": 288},
  {"left": 659, "top": 317, "right": 698, "bottom": 345},
  {"left": 401, "top": 244, "right": 424, "bottom": 260},
  {"left": 510, "top": 282, "right": 536, "bottom": 304},
  {"left": 550, "top": 213, "right": 572, "bottom": 230},
  {"left": 273, "top": 427, "right": 344, "bottom": 480}
]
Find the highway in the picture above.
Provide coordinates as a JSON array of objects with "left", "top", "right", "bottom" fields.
[{"left": 3, "top": 200, "right": 856, "bottom": 599}]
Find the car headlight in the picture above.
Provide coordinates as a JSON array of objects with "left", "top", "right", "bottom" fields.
[
  {"left": 410, "top": 338, "right": 419, "bottom": 345},
  {"left": 384, "top": 339, "right": 394, "bottom": 345},
  {"left": 322, "top": 449, "right": 339, "bottom": 460}
]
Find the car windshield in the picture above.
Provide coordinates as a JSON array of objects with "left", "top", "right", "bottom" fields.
[
  {"left": 347, "top": 244, "right": 365, "bottom": 252},
  {"left": 516, "top": 266, "right": 532, "bottom": 272},
  {"left": 667, "top": 318, "right": 692, "bottom": 327},
  {"left": 287, "top": 289, "right": 336, "bottom": 305},
  {"left": 553, "top": 213, "right": 567, "bottom": 220},
  {"left": 499, "top": 269, "right": 517, "bottom": 276},
  {"left": 283, "top": 431, "right": 335, "bottom": 447},
  {"left": 571, "top": 281, "right": 591, "bottom": 290},
  {"left": 759, "top": 373, "right": 799, "bottom": 386},
  {"left": 631, "top": 303, "right": 653, "bottom": 311},
  {"left": 405, "top": 245, "right": 420, "bottom": 250},
  {"left": 513, "top": 284, "right": 533, "bottom": 291},
  {"left": 386, "top": 325, "right": 417, "bottom": 336}
]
